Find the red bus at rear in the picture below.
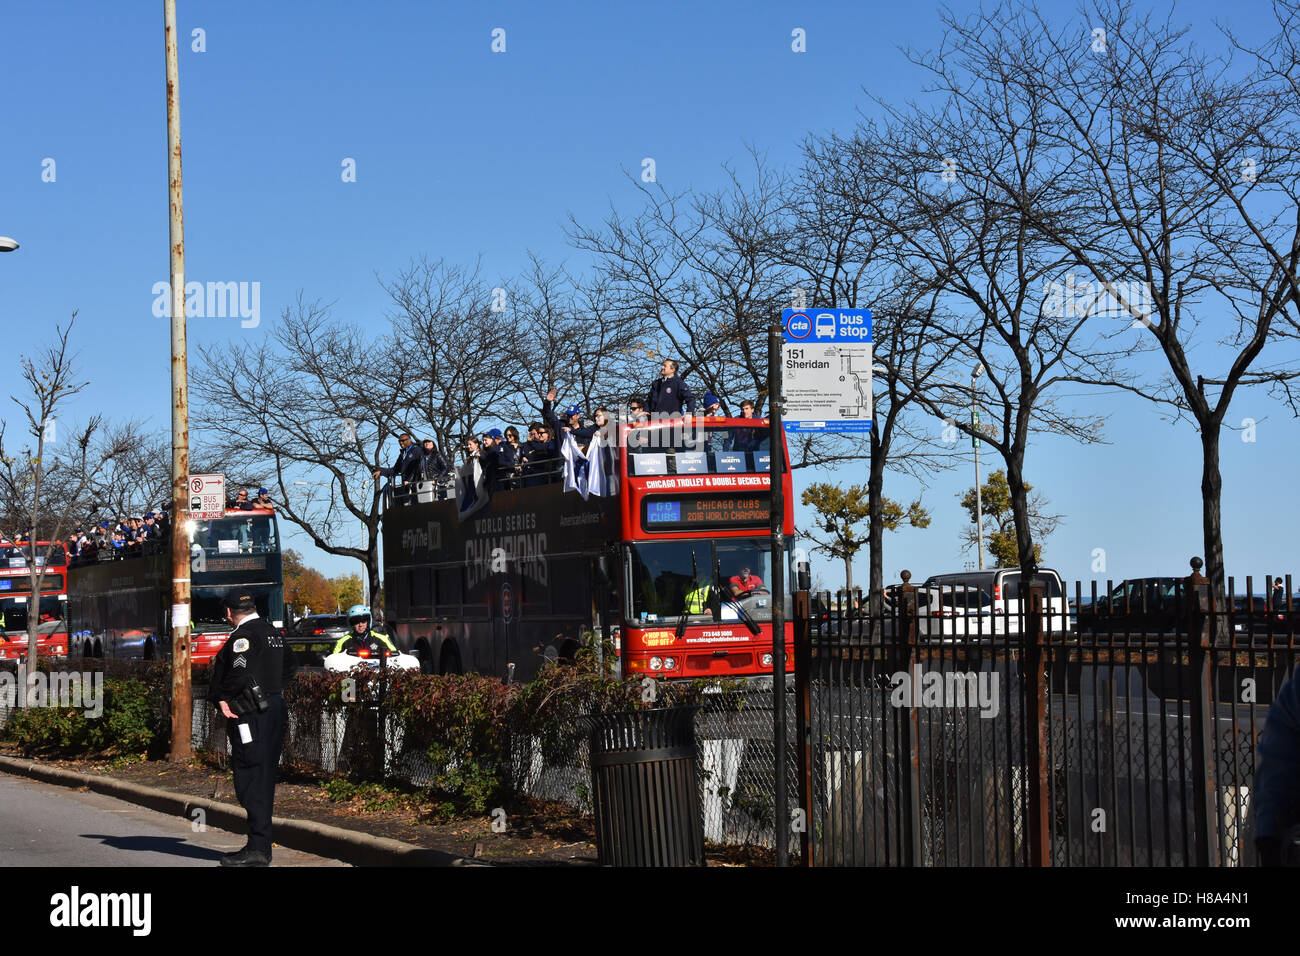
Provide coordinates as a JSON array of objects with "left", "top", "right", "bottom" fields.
[{"left": 0, "top": 541, "right": 70, "bottom": 660}]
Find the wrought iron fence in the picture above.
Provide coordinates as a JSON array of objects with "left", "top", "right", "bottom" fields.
[{"left": 796, "top": 568, "right": 1298, "bottom": 866}]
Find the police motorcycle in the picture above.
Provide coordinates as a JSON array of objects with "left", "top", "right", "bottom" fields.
[{"left": 322, "top": 605, "right": 420, "bottom": 673}]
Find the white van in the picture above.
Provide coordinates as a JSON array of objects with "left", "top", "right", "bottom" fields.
[{"left": 922, "top": 569, "right": 1073, "bottom": 634}]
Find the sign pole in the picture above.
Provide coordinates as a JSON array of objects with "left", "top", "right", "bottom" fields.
[
  {"left": 165, "top": 0, "right": 192, "bottom": 761},
  {"left": 768, "top": 320, "right": 788, "bottom": 868}
]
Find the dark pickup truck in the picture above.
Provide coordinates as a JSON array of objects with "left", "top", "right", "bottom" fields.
[{"left": 1077, "top": 577, "right": 1297, "bottom": 636}]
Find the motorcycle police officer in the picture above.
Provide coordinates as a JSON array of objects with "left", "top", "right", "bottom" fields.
[
  {"left": 332, "top": 604, "right": 397, "bottom": 655},
  {"left": 210, "top": 591, "right": 296, "bottom": 867}
]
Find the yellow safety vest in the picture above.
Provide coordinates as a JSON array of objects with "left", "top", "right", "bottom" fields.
[
  {"left": 684, "top": 585, "right": 711, "bottom": 615},
  {"left": 333, "top": 628, "right": 396, "bottom": 654}
]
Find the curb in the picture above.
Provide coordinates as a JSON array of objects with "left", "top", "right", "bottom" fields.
[{"left": 0, "top": 755, "right": 484, "bottom": 867}]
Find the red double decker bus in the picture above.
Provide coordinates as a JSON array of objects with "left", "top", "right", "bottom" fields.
[
  {"left": 382, "top": 415, "right": 795, "bottom": 682},
  {"left": 0, "top": 541, "right": 70, "bottom": 661}
]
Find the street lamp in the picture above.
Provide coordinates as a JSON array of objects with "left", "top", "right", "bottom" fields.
[{"left": 0, "top": 237, "right": 20, "bottom": 252}]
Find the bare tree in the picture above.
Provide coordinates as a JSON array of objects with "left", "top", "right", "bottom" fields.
[
  {"left": 569, "top": 152, "right": 865, "bottom": 467},
  {"left": 789, "top": 136, "right": 963, "bottom": 605},
  {"left": 192, "top": 299, "right": 414, "bottom": 607},
  {"left": 0, "top": 317, "right": 131, "bottom": 695},
  {"left": 837, "top": 38, "right": 1142, "bottom": 585},
  {"left": 984, "top": 0, "right": 1300, "bottom": 602},
  {"left": 383, "top": 257, "right": 523, "bottom": 452},
  {"left": 501, "top": 255, "right": 647, "bottom": 422}
]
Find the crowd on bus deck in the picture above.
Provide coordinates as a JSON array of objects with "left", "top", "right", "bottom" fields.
[
  {"left": 375, "top": 359, "right": 764, "bottom": 492},
  {"left": 57, "top": 486, "right": 276, "bottom": 563},
  {"left": 59, "top": 506, "right": 173, "bottom": 561}
]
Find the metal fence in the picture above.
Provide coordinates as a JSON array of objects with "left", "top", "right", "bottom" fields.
[
  {"left": 796, "top": 569, "right": 1298, "bottom": 866},
  {"left": 2, "top": 566, "right": 1292, "bottom": 864}
]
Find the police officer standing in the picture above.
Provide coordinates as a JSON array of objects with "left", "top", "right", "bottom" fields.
[{"left": 211, "top": 591, "right": 296, "bottom": 867}]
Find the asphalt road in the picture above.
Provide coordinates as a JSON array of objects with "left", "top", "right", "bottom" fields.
[{"left": 0, "top": 775, "right": 347, "bottom": 867}]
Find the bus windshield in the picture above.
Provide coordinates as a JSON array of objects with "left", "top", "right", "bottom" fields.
[
  {"left": 191, "top": 585, "right": 284, "bottom": 633},
  {"left": 628, "top": 537, "right": 786, "bottom": 625},
  {"left": 188, "top": 515, "right": 279, "bottom": 556},
  {"left": 0, "top": 596, "right": 65, "bottom": 636}
]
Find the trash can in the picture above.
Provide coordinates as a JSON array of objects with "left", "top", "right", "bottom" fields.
[{"left": 583, "top": 706, "right": 706, "bottom": 867}]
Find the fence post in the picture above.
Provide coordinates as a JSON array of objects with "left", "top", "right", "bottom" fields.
[
  {"left": 1024, "top": 577, "right": 1050, "bottom": 866},
  {"left": 895, "top": 571, "right": 922, "bottom": 866},
  {"left": 1185, "top": 557, "right": 1219, "bottom": 866},
  {"left": 793, "top": 583, "right": 813, "bottom": 867}
]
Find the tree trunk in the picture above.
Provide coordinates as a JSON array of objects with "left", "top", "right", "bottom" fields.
[
  {"left": 867, "top": 428, "right": 885, "bottom": 631},
  {"left": 1199, "top": 423, "right": 1228, "bottom": 633},
  {"left": 843, "top": 553, "right": 854, "bottom": 600},
  {"left": 367, "top": 532, "right": 382, "bottom": 614},
  {"left": 1005, "top": 456, "right": 1036, "bottom": 579}
]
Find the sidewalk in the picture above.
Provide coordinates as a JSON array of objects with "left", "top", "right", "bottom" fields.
[{"left": 0, "top": 752, "right": 599, "bottom": 866}]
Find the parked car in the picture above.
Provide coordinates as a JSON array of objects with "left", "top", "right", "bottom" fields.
[
  {"left": 922, "top": 568, "right": 1072, "bottom": 634},
  {"left": 288, "top": 613, "right": 350, "bottom": 666}
]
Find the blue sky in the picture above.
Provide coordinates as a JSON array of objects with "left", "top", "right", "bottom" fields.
[{"left": 1, "top": 0, "right": 1294, "bottom": 596}]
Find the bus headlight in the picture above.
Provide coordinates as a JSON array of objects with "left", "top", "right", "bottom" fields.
[
  {"left": 663, "top": 657, "right": 676, "bottom": 670},
  {"left": 761, "top": 653, "right": 774, "bottom": 667},
  {"left": 649, "top": 656, "right": 663, "bottom": 671}
]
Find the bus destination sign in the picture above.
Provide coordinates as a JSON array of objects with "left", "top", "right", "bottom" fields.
[{"left": 642, "top": 493, "right": 770, "bottom": 531}]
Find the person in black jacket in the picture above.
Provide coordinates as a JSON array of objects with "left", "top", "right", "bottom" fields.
[
  {"left": 419, "top": 437, "right": 449, "bottom": 481},
  {"left": 210, "top": 591, "right": 296, "bottom": 867},
  {"left": 645, "top": 359, "right": 696, "bottom": 415},
  {"left": 1254, "top": 670, "right": 1300, "bottom": 864},
  {"left": 372, "top": 431, "right": 422, "bottom": 488}
]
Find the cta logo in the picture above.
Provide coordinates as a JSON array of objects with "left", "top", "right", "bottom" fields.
[{"left": 786, "top": 311, "right": 812, "bottom": 339}]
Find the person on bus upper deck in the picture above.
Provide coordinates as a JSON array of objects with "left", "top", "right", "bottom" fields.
[
  {"left": 373, "top": 431, "right": 422, "bottom": 488},
  {"left": 519, "top": 423, "right": 552, "bottom": 487},
  {"left": 229, "top": 488, "right": 253, "bottom": 511},
  {"left": 646, "top": 359, "right": 697, "bottom": 416},
  {"left": 419, "top": 438, "right": 449, "bottom": 482},
  {"left": 543, "top": 389, "right": 608, "bottom": 448},
  {"left": 731, "top": 399, "right": 763, "bottom": 453},
  {"left": 254, "top": 488, "right": 274, "bottom": 509},
  {"left": 479, "top": 429, "right": 506, "bottom": 488},
  {"left": 703, "top": 393, "right": 726, "bottom": 418},
  {"left": 626, "top": 397, "right": 650, "bottom": 424}
]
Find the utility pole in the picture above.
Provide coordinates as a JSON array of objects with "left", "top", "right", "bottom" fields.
[
  {"left": 165, "top": 0, "right": 193, "bottom": 761},
  {"left": 972, "top": 364, "right": 984, "bottom": 571}
]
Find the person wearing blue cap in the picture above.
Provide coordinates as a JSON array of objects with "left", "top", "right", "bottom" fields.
[
  {"left": 479, "top": 428, "right": 506, "bottom": 488},
  {"left": 703, "top": 393, "right": 726, "bottom": 418},
  {"left": 542, "top": 388, "right": 609, "bottom": 447},
  {"left": 254, "top": 488, "right": 274, "bottom": 509}
]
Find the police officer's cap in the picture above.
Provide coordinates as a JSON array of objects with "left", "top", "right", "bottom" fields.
[{"left": 223, "top": 591, "right": 258, "bottom": 612}]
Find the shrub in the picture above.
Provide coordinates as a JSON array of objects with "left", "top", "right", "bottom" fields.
[{"left": 3, "top": 678, "right": 164, "bottom": 758}]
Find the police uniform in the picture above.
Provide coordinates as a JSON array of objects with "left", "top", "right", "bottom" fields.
[
  {"left": 210, "top": 595, "right": 296, "bottom": 865},
  {"left": 332, "top": 626, "right": 396, "bottom": 655}
]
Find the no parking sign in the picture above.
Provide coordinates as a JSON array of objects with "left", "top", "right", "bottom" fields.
[{"left": 188, "top": 474, "right": 226, "bottom": 519}]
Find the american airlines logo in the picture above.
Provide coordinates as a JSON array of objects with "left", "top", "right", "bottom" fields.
[{"left": 401, "top": 521, "right": 441, "bottom": 553}]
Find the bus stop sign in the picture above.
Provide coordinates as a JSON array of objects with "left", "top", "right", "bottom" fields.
[
  {"left": 780, "top": 308, "right": 873, "bottom": 433},
  {"left": 188, "top": 474, "right": 226, "bottom": 519}
]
